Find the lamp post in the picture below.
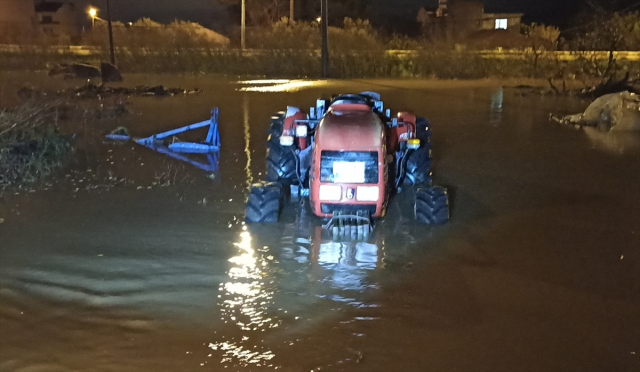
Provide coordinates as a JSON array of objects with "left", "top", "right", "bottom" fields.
[
  {"left": 321, "top": 0, "right": 328, "bottom": 78},
  {"left": 241, "top": 0, "right": 246, "bottom": 50},
  {"left": 105, "top": 0, "right": 115, "bottom": 65},
  {"left": 290, "top": 0, "right": 294, "bottom": 21}
]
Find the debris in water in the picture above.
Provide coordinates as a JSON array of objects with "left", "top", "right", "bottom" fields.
[
  {"left": 550, "top": 91, "right": 640, "bottom": 132},
  {"left": 347, "top": 348, "right": 363, "bottom": 363}
]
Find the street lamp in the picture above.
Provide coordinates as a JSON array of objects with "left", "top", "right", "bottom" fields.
[{"left": 88, "top": 7, "right": 97, "bottom": 27}]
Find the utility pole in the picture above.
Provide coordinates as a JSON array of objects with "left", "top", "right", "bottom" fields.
[
  {"left": 321, "top": 0, "right": 328, "bottom": 78},
  {"left": 241, "top": 0, "right": 246, "bottom": 50},
  {"left": 290, "top": 0, "right": 294, "bottom": 21},
  {"left": 105, "top": 0, "right": 115, "bottom": 64}
]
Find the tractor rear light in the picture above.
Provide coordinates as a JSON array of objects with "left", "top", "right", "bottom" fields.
[
  {"left": 295, "top": 124, "right": 308, "bottom": 137},
  {"left": 356, "top": 186, "right": 379, "bottom": 202},
  {"left": 280, "top": 135, "right": 294, "bottom": 146},
  {"left": 407, "top": 138, "right": 420, "bottom": 150},
  {"left": 319, "top": 185, "right": 342, "bottom": 201}
]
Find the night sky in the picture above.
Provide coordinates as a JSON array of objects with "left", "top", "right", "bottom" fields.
[{"left": 85, "top": 0, "right": 640, "bottom": 31}]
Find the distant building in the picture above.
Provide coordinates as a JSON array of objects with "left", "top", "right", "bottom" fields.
[
  {"left": 418, "top": 0, "right": 523, "bottom": 41},
  {"left": 0, "top": 0, "right": 37, "bottom": 26},
  {"left": 34, "top": 1, "right": 81, "bottom": 38},
  {"left": 0, "top": 0, "right": 37, "bottom": 41}
]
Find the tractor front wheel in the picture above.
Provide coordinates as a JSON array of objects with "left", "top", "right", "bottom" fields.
[
  {"left": 245, "top": 182, "right": 282, "bottom": 223},
  {"left": 415, "top": 186, "right": 449, "bottom": 225}
]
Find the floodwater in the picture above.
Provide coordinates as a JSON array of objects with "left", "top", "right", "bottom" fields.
[{"left": 0, "top": 72, "right": 639, "bottom": 372}]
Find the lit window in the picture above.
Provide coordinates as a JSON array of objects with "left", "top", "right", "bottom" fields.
[{"left": 495, "top": 19, "right": 507, "bottom": 29}]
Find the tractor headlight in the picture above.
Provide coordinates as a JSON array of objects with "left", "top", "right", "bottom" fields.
[
  {"left": 280, "top": 135, "right": 294, "bottom": 146},
  {"left": 295, "top": 125, "right": 308, "bottom": 137},
  {"left": 319, "top": 185, "right": 342, "bottom": 201},
  {"left": 356, "top": 186, "right": 379, "bottom": 202}
]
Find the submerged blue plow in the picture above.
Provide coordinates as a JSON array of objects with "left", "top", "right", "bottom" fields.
[
  {"left": 136, "top": 108, "right": 220, "bottom": 152},
  {"left": 106, "top": 108, "right": 221, "bottom": 172}
]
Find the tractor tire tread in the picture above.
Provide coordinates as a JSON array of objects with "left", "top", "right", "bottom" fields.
[
  {"left": 404, "top": 145, "right": 433, "bottom": 186},
  {"left": 415, "top": 186, "right": 449, "bottom": 225},
  {"left": 266, "top": 141, "right": 299, "bottom": 185},
  {"left": 245, "top": 182, "right": 282, "bottom": 223}
]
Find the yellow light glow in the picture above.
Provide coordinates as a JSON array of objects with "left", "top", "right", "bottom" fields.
[
  {"left": 238, "top": 79, "right": 292, "bottom": 84},
  {"left": 88, "top": 8, "right": 97, "bottom": 17},
  {"left": 239, "top": 80, "right": 329, "bottom": 92}
]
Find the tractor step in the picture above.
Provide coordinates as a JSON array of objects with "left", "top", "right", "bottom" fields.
[{"left": 290, "top": 185, "right": 310, "bottom": 198}]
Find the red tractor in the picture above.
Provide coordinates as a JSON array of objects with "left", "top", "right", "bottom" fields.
[{"left": 245, "top": 92, "right": 449, "bottom": 235}]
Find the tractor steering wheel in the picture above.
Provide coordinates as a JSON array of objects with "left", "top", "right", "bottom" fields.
[{"left": 331, "top": 94, "right": 371, "bottom": 106}]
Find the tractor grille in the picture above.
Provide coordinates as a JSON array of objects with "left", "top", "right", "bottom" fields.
[
  {"left": 321, "top": 204, "right": 377, "bottom": 215},
  {"left": 320, "top": 151, "right": 378, "bottom": 184}
]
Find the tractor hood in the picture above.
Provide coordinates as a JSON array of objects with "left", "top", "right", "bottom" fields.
[{"left": 316, "top": 107, "right": 384, "bottom": 151}]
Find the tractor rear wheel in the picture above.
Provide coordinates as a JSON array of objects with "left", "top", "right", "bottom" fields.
[
  {"left": 403, "top": 145, "right": 433, "bottom": 186},
  {"left": 245, "top": 182, "right": 282, "bottom": 223},
  {"left": 416, "top": 117, "right": 432, "bottom": 143},
  {"left": 268, "top": 112, "right": 285, "bottom": 144},
  {"left": 415, "top": 186, "right": 449, "bottom": 225},
  {"left": 266, "top": 141, "right": 299, "bottom": 185}
]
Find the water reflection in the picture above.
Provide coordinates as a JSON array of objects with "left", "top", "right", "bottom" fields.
[
  {"left": 583, "top": 127, "right": 640, "bottom": 154},
  {"left": 210, "top": 229, "right": 278, "bottom": 367},
  {"left": 310, "top": 229, "right": 382, "bottom": 294},
  {"left": 206, "top": 224, "right": 384, "bottom": 367},
  {"left": 238, "top": 80, "right": 329, "bottom": 92},
  {"left": 243, "top": 94, "right": 253, "bottom": 189},
  {"left": 490, "top": 88, "right": 503, "bottom": 126}
]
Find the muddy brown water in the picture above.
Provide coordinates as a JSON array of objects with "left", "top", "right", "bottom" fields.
[{"left": 1, "top": 72, "right": 639, "bottom": 372}]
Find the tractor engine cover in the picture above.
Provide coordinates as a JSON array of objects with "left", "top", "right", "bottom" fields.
[{"left": 309, "top": 103, "right": 388, "bottom": 218}]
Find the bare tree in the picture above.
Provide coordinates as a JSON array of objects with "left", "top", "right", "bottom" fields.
[
  {"left": 566, "top": 1, "right": 640, "bottom": 96},
  {"left": 522, "top": 23, "right": 560, "bottom": 74}
]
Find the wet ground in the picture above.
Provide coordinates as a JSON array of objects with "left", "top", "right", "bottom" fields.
[{"left": 0, "top": 72, "right": 639, "bottom": 372}]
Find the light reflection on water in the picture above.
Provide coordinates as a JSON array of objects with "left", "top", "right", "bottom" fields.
[
  {"left": 207, "top": 225, "right": 384, "bottom": 368},
  {"left": 211, "top": 229, "right": 277, "bottom": 367},
  {"left": 490, "top": 88, "right": 503, "bottom": 127},
  {"left": 238, "top": 80, "right": 330, "bottom": 92},
  {"left": 243, "top": 94, "right": 254, "bottom": 189}
]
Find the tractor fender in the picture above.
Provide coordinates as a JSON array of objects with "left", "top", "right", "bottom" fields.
[{"left": 283, "top": 107, "right": 306, "bottom": 135}]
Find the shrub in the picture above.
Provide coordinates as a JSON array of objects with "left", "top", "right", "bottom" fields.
[{"left": 0, "top": 101, "right": 72, "bottom": 186}]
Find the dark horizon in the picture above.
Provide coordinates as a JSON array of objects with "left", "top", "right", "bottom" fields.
[{"left": 78, "top": 0, "right": 640, "bottom": 32}]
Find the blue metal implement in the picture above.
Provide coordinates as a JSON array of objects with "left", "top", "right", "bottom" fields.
[
  {"left": 105, "top": 107, "right": 221, "bottom": 172},
  {"left": 135, "top": 108, "right": 220, "bottom": 151}
]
